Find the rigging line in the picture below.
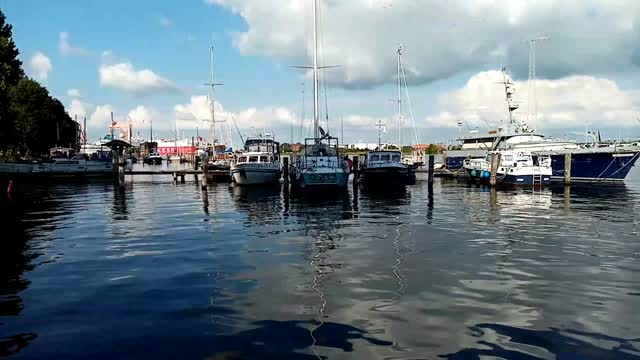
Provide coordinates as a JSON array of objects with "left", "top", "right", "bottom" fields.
[
  {"left": 299, "top": 80, "right": 306, "bottom": 141},
  {"left": 400, "top": 57, "right": 419, "bottom": 145}
]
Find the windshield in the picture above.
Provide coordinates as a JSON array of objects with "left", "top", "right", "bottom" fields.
[{"left": 305, "top": 144, "right": 337, "bottom": 157}]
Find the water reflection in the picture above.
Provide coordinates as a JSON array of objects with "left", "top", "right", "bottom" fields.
[
  {"left": 440, "top": 323, "right": 640, "bottom": 359},
  {"left": 205, "top": 319, "right": 392, "bottom": 359}
]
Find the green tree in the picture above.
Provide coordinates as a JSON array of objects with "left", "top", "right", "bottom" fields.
[
  {"left": 0, "top": 8, "right": 24, "bottom": 149},
  {"left": 9, "top": 78, "right": 75, "bottom": 155}
]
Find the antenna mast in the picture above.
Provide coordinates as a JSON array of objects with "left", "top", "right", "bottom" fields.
[{"left": 376, "top": 119, "right": 385, "bottom": 149}]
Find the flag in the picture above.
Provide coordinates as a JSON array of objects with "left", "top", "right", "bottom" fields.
[{"left": 319, "top": 126, "right": 326, "bottom": 137}]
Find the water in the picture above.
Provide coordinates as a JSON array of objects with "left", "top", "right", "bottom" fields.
[{"left": 2, "top": 165, "right": 640, "bottom": 359}]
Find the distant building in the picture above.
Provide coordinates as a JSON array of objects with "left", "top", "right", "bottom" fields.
[
  {"left": 346, "top": 143, "right": 396, "bottom": 150},
  {"left": 291, "top": 143, "right": 303, "bottom": 152}
]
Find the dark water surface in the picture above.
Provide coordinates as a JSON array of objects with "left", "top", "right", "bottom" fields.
[{"left": 2, "top": 166, "right": 640, "bottom": 359}]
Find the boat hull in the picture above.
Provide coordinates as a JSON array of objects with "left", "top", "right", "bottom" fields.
[
  {"left": 549, "top": 151, "right": 639, "bottom": 182},
  {"left": 451, "top": 150, "right": 640, "bottom": 182},
  {"left": 289, "top": 169, "right": 349, "bottom": 189},
  {"left": 231, "top": 166, "right": 281, "bottom": 185},
  {"left": 466, "top": 169, "right": 551, "bottom": 186},
  {"left": 361, "top": 167, "right": 414, "bottom": 187}
]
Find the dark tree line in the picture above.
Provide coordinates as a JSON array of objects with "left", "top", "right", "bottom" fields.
[{"left": 1, "top": 8, "right": 78, "bottom": 157}]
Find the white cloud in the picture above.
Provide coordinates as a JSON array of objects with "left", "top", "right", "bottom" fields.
[
  {"left": 99, "top": 62, "right": 178, "bottom": 94},
  {"left": 67, "top": 88, "right": 81, "bottom": 98},
  {"left": 424, "top": 70, "right": 640, "bottom": 130},
  {"left": 208, "top": 0, "right": 640, "bottom": 88},
  {"left": 59, "top": 32, "right": 90, "bottom": 56},
  {"left": 68, "top": 98, "right": 90, "bottom": 118},
  {"left": 89, "top": 104, "right": 114, "bottom": 128},
  {"left": 28, "top": 52, "right": 52, "bottom": 81},
  {"left": 159, "top": 15, "right": 172, "bottom": 27}
]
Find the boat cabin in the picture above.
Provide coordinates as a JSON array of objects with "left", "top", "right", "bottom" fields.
[
  {"left": 366, "top": 150, "right": 402, "bottom": 168},
  {"left": 236, "top": 153, "right": 279, "bottom": 165},
  {"left": 297, "top": 137, "right": 342, "bottom": 169}
]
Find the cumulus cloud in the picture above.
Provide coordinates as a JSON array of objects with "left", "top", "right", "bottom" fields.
[
  {"left": 28, "top": 52, "right": 52, "bottom": 81},
  {"left": 67, "top": 88, "right": 81, "bottom": 98},
  {"left": 89, "top": 104, "right": 114, "bottom": 128},
  {"left": 99, "top": 62, "right": 178, "bottom": 94},
  {"left": 207, "top": 0, "right": 640, "bottom": 88},
  {"left": 59, "top": 32, "right": 90, "bottom": 56},
  {"left": 423, "top": 70, "right": 640, "bottom": 130},
  {"left": 68, "top": 98, "right": 90, "bottom": 118}
]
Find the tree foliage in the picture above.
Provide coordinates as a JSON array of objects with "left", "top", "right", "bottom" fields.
[
  {"left": 0, "top": 8, "right": 25, "bottom": 150},
  {"left": 9, "top": 78, "right": 76, "bottom": 154}
]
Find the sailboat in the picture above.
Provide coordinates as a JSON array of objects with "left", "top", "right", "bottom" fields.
[
  {"left": 205, "top": 45, "right": 231, "bottom": 172},
  {"left": 288, "top": 0, "right": 349, "bottom": 189},
  {"left": 361, "top": 46, "right": 415, "bottom": 187}
]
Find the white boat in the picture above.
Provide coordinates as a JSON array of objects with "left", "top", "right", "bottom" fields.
[
  {"left": 231, "top": 134, "right": 282, "bottom": 185},
  {"left": 0, "top": 153, "right": 113, "bottom": 175},
  {"left": 289, "top": 0, "right": 349, "bottom": 190},
  {"left": 464, "top": 149, "right": 552, "bottom": 186}
]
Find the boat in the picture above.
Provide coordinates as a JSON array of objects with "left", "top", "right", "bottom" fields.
[
  {"left": 288, "top": 0, "right": 349, "bottom": 190},
  {"left": 144, "top": 152, "right": 162, "bottom": 165},
  {"left": 361, "top": 121, "right": 414, "bottom": 187},
  {"left": 444, "top": 67, "right": 640, "bottom": 182},
  {"left": 231, "top": 134, "right": 282, "bottom": 185},
  {"left": 204, "top": 45, "right": 232, "bottom": 174},
  {"left": 464, "top": 149, "right": 552, "bottom": 186},
  {"left": 0, "top": 150, "right": 113, "bottom": 176}
]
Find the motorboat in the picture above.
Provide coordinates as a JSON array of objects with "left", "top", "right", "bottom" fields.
[{"left": 231, "top": 134, "right": 282, "bottom": 185}]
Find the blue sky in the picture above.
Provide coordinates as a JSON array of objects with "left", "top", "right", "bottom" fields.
[{"left": 3, "top": 0, "right": 640, "bottom": 145}]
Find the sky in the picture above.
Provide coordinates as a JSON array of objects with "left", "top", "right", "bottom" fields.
[{"left": 3, "top": 0, "right": 640, "bottom": 146}]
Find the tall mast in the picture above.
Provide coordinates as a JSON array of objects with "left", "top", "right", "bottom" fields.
[
  {"left": 397, "top": 44, "right": 402, "bottom": 149},
  {"left": 312, "top": 0, "right": 319, "bottom": 140},
  {"left": 210, "top": 46, "right": 216, "bottom": 147}
]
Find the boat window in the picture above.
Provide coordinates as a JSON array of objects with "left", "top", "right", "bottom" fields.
[
  {"left": 392, "top": 154, "right": 400, "bottom": 162},
  {"left": 259, "top": 156, "right": 269, "bottom": 162},
  {"left": 238, "top": 156, "right": 247, "bottom": 163},
  {"left": 380, "top": 154, "right": 391, "bottom": 161},
  {"left": 249, "top": 156, "right": 259, "bottom": 162},
  {"left": 369, "top": 154, "right": 380, "bottom": 161}
]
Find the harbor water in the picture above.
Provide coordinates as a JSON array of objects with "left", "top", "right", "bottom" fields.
[{"left": 2, "top": 165, "right": 640, "bottom": 359}]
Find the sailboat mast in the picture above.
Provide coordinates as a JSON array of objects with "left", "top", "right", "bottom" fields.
[
  {"left": 312, "top": 0, "right": 319, "bottom": 140},
  {"left": 397, "top": 44, "right": 402, "bottom": 150},
  {"left": 210, "top": 46, "right": 216, "bottom": 148}
]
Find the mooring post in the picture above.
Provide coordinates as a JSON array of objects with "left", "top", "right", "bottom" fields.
[
  {"left": 564, "top": 153, "right": 572, "bottom": 186},
  {"left": 283, "top": 156, "right": 289, "bottom": 185},
  {"left": 489, "top": 153, "right": 501, "bottom": 187},
  {"left": 428, "top": 154, "right": 435, "bottom": 185},
  {"left": 201, "top": 163, "right": 208, "bottom": 189},
  {"left": 353, "top": 156, "right": 359, "bottom": 187},
  {"left": 173, "top": 172, "right": 177, "bottom": 183},
  {"left": 180, "top": 173, "right": 185, "bottom": 184}
]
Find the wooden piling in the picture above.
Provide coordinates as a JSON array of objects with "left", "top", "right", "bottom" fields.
[
  {"left": 428, "top": 154, "right": 435, "bottom": 184},
  {"left": 353, "top": 156, "right": 359, "bottom": 187},
  {"left": 283, "top": 156, "right": 289, "bottom": 184},
  {"left": 180, "top": 174, "right": 185, "bottom": 183},
  {"left": 489, "top": 153, "right": 501, "bottom": 187},
  {"left": 201, "top": 163, "right": 208, "bottom": 189},
  {"left": 564, "top": 153, "right": 572, "bottom": 186},
  {"left": 173, "top": 172, "right": 177, "bottom": 183}
]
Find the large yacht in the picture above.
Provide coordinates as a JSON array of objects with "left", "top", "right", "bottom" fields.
[{"left": 445, "top": 67, "right": 640, "bottom": 182}]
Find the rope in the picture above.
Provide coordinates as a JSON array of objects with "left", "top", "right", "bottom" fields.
[{"left": 400, "top": 58, "right": 419, "bottom": 145}]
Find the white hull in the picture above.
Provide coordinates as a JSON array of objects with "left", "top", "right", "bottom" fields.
[
  {"left": 231, "top": 164, "right": 281, "bottom": 185},
  {"left": 0, "top": 160, "right": 113, "bottom": 175}
]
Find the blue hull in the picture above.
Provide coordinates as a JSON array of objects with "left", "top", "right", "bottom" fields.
[
  {"left": 466, "top": 170, "right": 550, "bottom": 186},
  {"left": 451, "top": 150, "right": 640, "bottom": 182},
  {"left": 550, "top": 152, "right": 639, "bottom": 182},
  {"left": 289, "top": 171, "right": 349, "bottom": 189}
]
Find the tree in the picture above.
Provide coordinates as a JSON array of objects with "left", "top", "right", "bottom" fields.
[
  {"left": 9, "top": 78, "right": 75, "bottom": 155},
  {"left": 0, "top": 8, "right": 24, "bottom": 149}
]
